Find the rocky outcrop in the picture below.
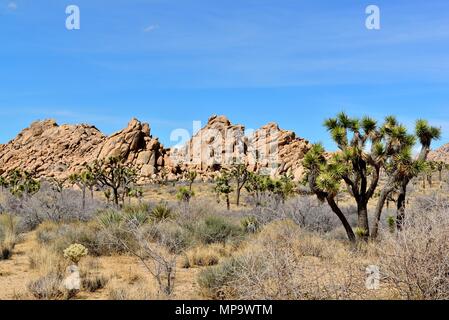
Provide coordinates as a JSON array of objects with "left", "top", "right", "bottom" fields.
[
  {"left": 429, "top": 143, "right": 449, "bottom": 163},
  {"left": 0, "top": 115, "right": 311, "bottom": 182},
  {"left": 0, "top": 120, "right": 105, "bottom": 178},
  {"left": 168, "top": 115, "right": 311, "bottom": 181},
  {"left": 0, "top": 118, "right": 166, "bottom": 181}
]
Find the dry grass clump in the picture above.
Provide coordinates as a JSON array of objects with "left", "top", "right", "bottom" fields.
[
  {"left": 27, "top": 246, "right": 68, "bottom": 300},
  {"left": 182, "top": 244, "right": 232, "bottom": 268},
  {"left": 198, "top": 220, "right": 368, "bottom": 300},
  {"left": 0, "top": 213, "right": 20, "bottom": 260},
  {"left": 106, "top": 279, "right": 155, "bottom": 300},
  {"left": 379, "top": 205, "right": 449, "bottom": 300},
  {"left": 79, "top": 257, "right": 109, "bottom": 293}
]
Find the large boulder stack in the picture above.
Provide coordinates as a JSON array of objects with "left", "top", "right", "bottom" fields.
[
  {"left": 168, "top": 115, "right": 311, "bottom": 181},
  {"left": 246, "top": 122, "right": 311, "bottom": 180},
  {"left": 429, "top": 143, "right": 449, "bottom": 163},
  {"left": 0, "top": 119, "right": 105, "bottom": 178},
  {"left": 0, "top": 115, "right": 312, "bottom": 182},
  {"left": 88, "top": 118, "right": 166, "bottom": 180},
  {"left": 168, "top": 115, "right": 246, "bottom": 179}
]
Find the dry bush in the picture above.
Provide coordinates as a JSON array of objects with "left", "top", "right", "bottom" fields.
[
  {"left": 26, "top": 245, "right": 68, "bottom": 300},
  {"left": 242, "top": 196, "right": 356, "bottom": 235},
  {"left": 183, "top": 244, "right": 231, "bottom": 268},
  {"left": 379, "top": 201, "right": 449, "bottom": 300},
  {"left": 104, "top": 221, "right": 183, "bottom": 296},
  {"left": 27, "top": 271, "right": 65, "bottom": 300},
  {"left": 35, "top": 219, "right": 134, "bottom": 256},
  {"left": 198, "top": 220, "right": 367, "bottom": 300},
  {"left": 79, "top": 257, "right": 109, "bottom": 293},
  {"left": 1, "top": 182, "right": 107, "bottom": 230},
  {"left": 106, "top": 279, "right": 155, "bottom": 300},
  {"left": 0, "top": 213, "right": 20, "bottom": 260}
]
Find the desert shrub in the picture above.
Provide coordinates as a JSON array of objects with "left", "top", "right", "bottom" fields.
[
  {"left": 184, "top": 245, "right": 223, "bottom": 268},
  {"left": 124, "top": 210, "right": 149, "bottom": 225},
  {"left": 150, "top": 202, "right": 173, "bottom": 222},
  {"left": 240, "top": 216, "right": 260, "bottom": 233},
  {"left": 27, "top": 271, "right": 64, "bottom": 300},
  {"left": 143, "top": 221, "right": 192, "bottom": 254},
  {"left": 197, "top": 256, "right": 243, "bottom": 299},
  {"left": 1, "top": 182, "right": 107, "bottom": 230},
  {"left": 122, "top": 202, "right": 150, "bottom": 215},
  {"left": 36, "top": 221, "right": 132, "bottom": 256},
  {"left": 107, "top": 279, "right": 154, "bottom": 300},
  {"left": 242, "top": 196, "right": 345, "bottom": 234},
  {"left": 198, "top": 220, "right": 366, "bottom": 300},
  {"left": 0, "top": 213, "right": 20, "bottom": 260},
  {"left": 379, "top": 206, "right": 449, "bottom": 300},
  {"left": 195, "top": 215, "right": 244, "bottom": 246}
]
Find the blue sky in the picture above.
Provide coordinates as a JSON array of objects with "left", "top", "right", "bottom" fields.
[{"left": 1, "top": 0, "right": 449, "bottom": 150}]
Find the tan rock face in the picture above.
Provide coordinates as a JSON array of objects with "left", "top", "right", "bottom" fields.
[
  {"left": 0, "top": 115, "right": 311, "bottom": 182},
  {"left": 429, "top": 143, "right": 449, "bottom": 163},
  {"left": 168, "top": 115, "right": 311, "bottom": 181},
  {"left": 0, "top": 118, "right": 166, "bottom": 180}
]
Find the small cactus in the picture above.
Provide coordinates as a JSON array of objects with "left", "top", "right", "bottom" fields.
[{"left": 63, "top": 244, "right": 88, "bottom": 264}]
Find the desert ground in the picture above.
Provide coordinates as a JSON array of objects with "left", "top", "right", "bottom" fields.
[{"left": 1, "top": 169, "right": 448, "bottom": 300}]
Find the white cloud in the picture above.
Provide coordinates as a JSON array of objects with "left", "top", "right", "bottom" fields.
[
  {"left": 7, "top": 2, "right": 17, "bottom": 10},
  {"left": 143, "top": 24, "right": 159, "bottom": 33}
]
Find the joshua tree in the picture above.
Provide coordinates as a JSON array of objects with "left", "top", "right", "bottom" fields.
[
  {"left": 214, "top": 170, "right": 233, "bottom": 211},
  {"left": 435, "top": 161, "right": 445, "bottom": 182},
  {"left": 184, "top": 171, "right": 197, "bottom": 192},
  {"left": 303, "top": 144, "right": 356, "bottom": 243},
  {"left": 371, "top": 119, "right": 440, "bottom": 237},
  {"left": 395, "top": 120, "right": 440, "bottom": 229},
  {"left": 6, "top": 169, "right": 40, "bottom": 198},
  {"left": 304, "top": 112, "right": 392, "bottom": 241},
  {"left": 88, "top": 157, "right": 137, "bottom": 207},
  {"left": 177, "top": 186, "right": 194, "bottom": 204},
  {"left": 230, "top": 164, "right": 249, "bottom": 206}
]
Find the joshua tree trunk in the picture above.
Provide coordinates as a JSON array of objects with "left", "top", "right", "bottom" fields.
[
  {"left": 90, "top": 187, "right": 94, "bottom": 199},
  {"left": 439, "top": 169, "right": 443, "bottom": 181},
  {"left": 82, "top": 186, "right": 86, "bottom": 211},
  {"left": 327, "top": 196, "right": 356, "bottom": 243},
  {"left": 396, "top": 179, "right": 409, "bottom": 231},
  {"left": 236, "top": 186, "right": 243, "bottom": 207},
  {"left": 357, "top": 201, "right": 370, "bottom": 240},
  {"left": 226, "top": 195, "right": 230, "bottom": 211},
  {"left": 371, "top": 185, "right": 395, "bottom": 239},
  {"left": 113, "top": 188, "right": 119, "bottom": 207}
]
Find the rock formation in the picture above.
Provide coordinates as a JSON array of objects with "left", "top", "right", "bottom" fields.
[
  {"left": 168, "top": 115, "right": 311, "bottom": 181},
  {"left": 0, "top": 118, "right": 166, "bottom": 181},
  {"left": 0, "top": 115, "right": 311, "bottom": 182},
  {"left": 429, "top": 143, "right": 449, "bottom": 163}
]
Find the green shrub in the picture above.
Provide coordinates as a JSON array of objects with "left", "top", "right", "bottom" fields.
[
  {"left": 122, "top": 203, "right": 150, "bottom": 215},
  {"left": 196, "top": 216, "right": 243, "bottom": 246},
  {"left": 197, "top": 257, "right": 242, "bottom": 299},
  {"left": 145, "top": 222, "right": 192, "bottom": 254}
]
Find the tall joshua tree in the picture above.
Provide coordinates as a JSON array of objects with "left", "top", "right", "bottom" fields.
[
  {"left": 303, "top": 143, "right": 356, "bottom": 243},
  {"left": 230, "top": 164, "right": 249, "bottom": 207},
  {"left": 369, "top": 119, "right": 440, "bottom": 238},
  {"left": 396, "top": 120, "right": 440, "bottom": 229},
  {"left": 304, "top": 112, "right": 406, "bottom": 241}
]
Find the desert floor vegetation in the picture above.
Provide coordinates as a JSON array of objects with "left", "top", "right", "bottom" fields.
[{"left": 1, "top": 152, "right": 449, "bottom": 300}]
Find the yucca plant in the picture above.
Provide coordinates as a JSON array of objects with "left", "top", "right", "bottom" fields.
[{"left": 150, "top": 202, "right": 173, "bottom": 222}]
